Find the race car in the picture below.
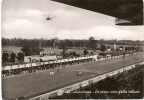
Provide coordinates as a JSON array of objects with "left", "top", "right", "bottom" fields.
[
  {"left": 77, "top": 72, "right": 83, "bottom": 75},
  {"left": 134, "top": 58, "right": 138, "bottom": 60}
]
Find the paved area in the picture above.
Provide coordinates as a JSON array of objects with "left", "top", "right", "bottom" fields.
[{"left": 2, "top": 53, "right": 143, "bottom": 99}]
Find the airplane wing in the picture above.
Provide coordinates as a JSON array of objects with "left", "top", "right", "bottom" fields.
[{"left": 51, "top": 0, "right": 143, "bottom": 25}]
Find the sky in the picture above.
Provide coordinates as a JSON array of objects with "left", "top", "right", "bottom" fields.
[{"left": 1, "top": 0, "right": 144, "bottom": 40}]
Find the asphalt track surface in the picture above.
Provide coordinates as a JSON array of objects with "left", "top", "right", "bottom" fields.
[{"left": 2, "top": 53, "right": 143, "bottom": 99}]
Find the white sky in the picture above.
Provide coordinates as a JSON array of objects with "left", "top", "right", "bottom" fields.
[{"left": 1, "top": 0, "right": 144, "bottom": 40}]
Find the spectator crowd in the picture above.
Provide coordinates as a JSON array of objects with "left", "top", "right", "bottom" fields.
[{"left": 2, "top": 57, "right": 93, "bottom": 76}]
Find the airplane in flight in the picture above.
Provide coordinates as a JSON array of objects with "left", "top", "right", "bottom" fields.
[{"left": 46, "top": 15, "right": 55, "bottom": 21}]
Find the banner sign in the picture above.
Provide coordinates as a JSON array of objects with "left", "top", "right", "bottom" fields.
[
  {"left": 93, "top": 76, "right": 101, "bottom": 83},
  {"left": 114, "top": 71, "right": 118, "bottom": 75},
  {"left": 71, "top": 84, "right": 79, "bottom": 91},
  {"left": 88, "top": 80, "right": 93, "bottom": 85},
  {"left": 49, "top": 92, "right": 58, "bottom": 98},
  {"left": 63, "top": 87, "right": 72, "bottom": 93},
  {"left": 39, "top": 95, "right": 49, "bottom": 100},
  {"left": 81, "top": 81, "right": 89, "bottom": 87},
  {"left": 107, "top": 72, "right": 114, "bottom": 76},
  {"left": 119, "top": 69, "right": 123, "bottom": 73},
  {"left": 57, "top": 89, "right": 63, "bottom": 96}
]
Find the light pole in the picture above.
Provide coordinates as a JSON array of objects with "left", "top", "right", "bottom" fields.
[{"left": 123, "top": 39, "right": 125, "bottom": 68}]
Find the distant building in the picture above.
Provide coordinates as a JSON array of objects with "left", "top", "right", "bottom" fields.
[
  {"left": 114, "top": 44, "right": 116, "bottom": 51},
  {"left": 40, "top": 49, "right": 55, "bottom": 56},
  {"left": 107, "top": 48, "right": 111, "bottom": 52},
  {"left": 24, "top": 55, "right": 57, "bottom": 63}
]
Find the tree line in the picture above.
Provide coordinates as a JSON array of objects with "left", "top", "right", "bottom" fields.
[
  {"left": 2, "top": 39, "right": 142, "bottom": 64},
  {"left": 2, "top": 37, "right": 142, "bottom": 59},
  {"left": 2, "top": 37, "right": 143, "bottom": 48}
]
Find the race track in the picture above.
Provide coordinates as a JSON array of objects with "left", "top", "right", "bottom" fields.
[{"left": 2, "top": 53, "right": 143, "bottom": 99}]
